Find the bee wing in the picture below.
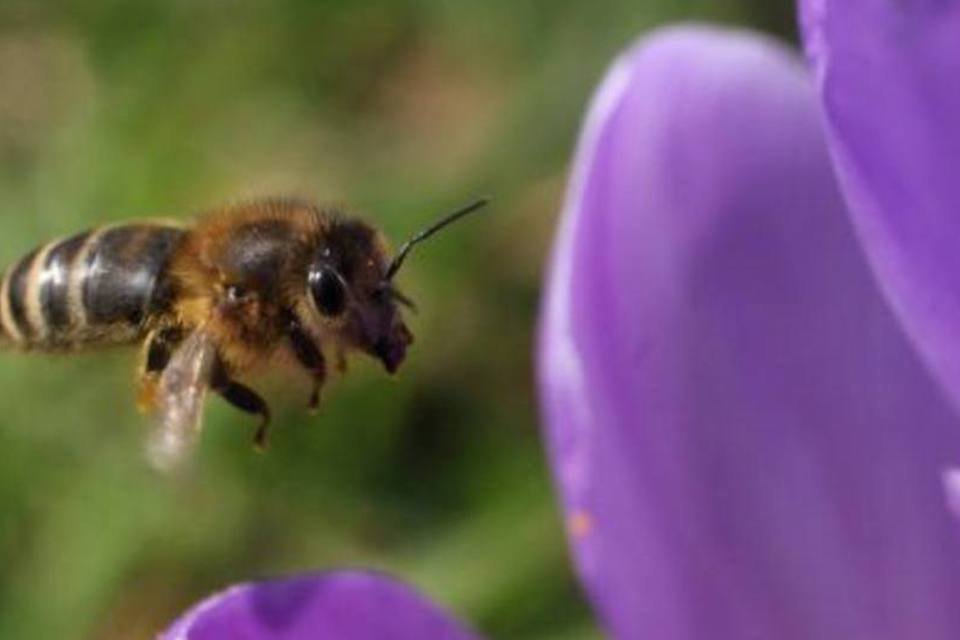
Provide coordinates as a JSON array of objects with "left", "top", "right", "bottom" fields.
[{"left": 147, "top": 328, "right": 218, "bottom": 472}]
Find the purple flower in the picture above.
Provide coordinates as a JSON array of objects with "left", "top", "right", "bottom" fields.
[
  {"left": 538, "top": 22, "right": 960, "bottom": 640},
  {"left": 160, "top": 571, "right": 478, "bottom": 640},
  {"left": 799, "top": 1, "right": 960, "bottom": 413},
  {"left": 163, "top": 9, "right": 960, "bottom": 640}
]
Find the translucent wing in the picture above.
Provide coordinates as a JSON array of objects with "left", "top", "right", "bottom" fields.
[{"left": 147, "top": 328, "right": 218, "bottom": 472}]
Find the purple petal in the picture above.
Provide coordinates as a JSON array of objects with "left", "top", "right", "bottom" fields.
[
  {"left": 160, "top": 572, "right": 479, "bottom": 640},
  {"left": 800, "top": 1, "right": 960, "bottom": 411},
  {"left": 538, "top": 26, "right": 960, "bottom": 640}
]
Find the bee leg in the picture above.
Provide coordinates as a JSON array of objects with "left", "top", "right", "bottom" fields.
[
  {"left": 138, "top": 326, "right": 184, "bottom": 412},
  {"left": 212, "top": 363, "right": 272, "bottom": 450},
  {"left": 287, "top": 318, "right": 326, "bottom": 412}
]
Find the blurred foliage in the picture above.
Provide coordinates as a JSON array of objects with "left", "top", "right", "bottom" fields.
[{"left": 0, "top": 1, "right": 794, "bottom": 638}]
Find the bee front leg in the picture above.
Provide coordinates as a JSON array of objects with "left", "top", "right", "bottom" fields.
[
  {"left": 211, "top": 361, "right": 272, "bottom": 450},
  {"left": 286, "top": 316, "right": 326, "bottom": 412}
]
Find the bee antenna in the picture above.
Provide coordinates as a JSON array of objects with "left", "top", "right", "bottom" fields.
[{"left": 384, "top": 197, "right": 490, "bottom": 281}]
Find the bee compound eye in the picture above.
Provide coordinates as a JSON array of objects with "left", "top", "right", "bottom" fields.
[{"left": 309, "top": 266, "right": 347, "bottom": 317}]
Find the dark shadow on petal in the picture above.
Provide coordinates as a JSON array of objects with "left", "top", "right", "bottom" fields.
[{"left": 248, "top": 576, "right": 322, "bottom": 631}]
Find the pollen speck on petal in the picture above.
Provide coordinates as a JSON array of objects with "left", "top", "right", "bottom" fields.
[{"left": 568, "top": 510, "right": 594, "bottom": 539}]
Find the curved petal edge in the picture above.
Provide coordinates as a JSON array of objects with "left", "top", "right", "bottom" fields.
[{"left": 160, "top": 571, "right": 479, "bottom": 640}]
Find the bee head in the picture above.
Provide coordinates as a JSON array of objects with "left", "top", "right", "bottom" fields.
[
  {"left": 304, "top": 219, "right": 410, "bottom": 373},
  {"left": 305, "top": 198, "right": 487, "bottom": 373}
]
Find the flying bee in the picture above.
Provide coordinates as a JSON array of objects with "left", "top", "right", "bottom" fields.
[{"left": 0, "top": 197, "right": 488, "bottom": 469}]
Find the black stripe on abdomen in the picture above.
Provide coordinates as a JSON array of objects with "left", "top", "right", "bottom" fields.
[
  {"left": 80, "top": 225, "right": 184, "bottom": 328},
  {"left": 39, "top": 231, "right": 91, "bottom": 337}
]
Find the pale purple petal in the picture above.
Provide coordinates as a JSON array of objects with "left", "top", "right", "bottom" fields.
[
  {"left": 538, "top": 26, "right": 960, "bottom": 640},
  {"left": 800, "top": 0, "right": 960, "bottom": 411},
  {"left": 160, "top": 572, "right": 479, "bottom": 640}
]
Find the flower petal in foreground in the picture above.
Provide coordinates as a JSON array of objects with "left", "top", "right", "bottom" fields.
[
  {"left": 538, "top": 26, "right": 960, "bottom": 640},
  {"left": 161, "top": 571, "right": 479, "bottom": 640},
  {"left": 800, "top": 0, "right": 960, "bottom": 411}
]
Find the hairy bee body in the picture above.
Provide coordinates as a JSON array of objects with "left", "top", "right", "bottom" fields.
[
  {"left": 0, "top": 196, "right": 483, "bottom": 466},
  {"left": 0, "top": 200, "right": 396, "bottom": 366},
  {"left": 0, "top": 224, "right": 185, "bottom": 350}
]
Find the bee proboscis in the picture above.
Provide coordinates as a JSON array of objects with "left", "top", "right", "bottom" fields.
[{"left": 0, "top": 197, "right": 488, "bottom": 469}]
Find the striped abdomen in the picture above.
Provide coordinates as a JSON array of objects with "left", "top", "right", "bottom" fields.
[{"left": 0, "top": 224, "right": 186, "bottom": 350}]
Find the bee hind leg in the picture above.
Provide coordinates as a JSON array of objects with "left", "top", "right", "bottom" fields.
[
  {"left": 138, "top": 326, "right": 184, "bottom": 412},
  {"left": 286, "top": 316, "right": 326, "bottom": 412},
  {"left": 212, "top": 362, "right": 272, "bottom": 451}
]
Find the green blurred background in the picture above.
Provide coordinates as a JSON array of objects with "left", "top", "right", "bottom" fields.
[{"left": 0, "top": 2, "right": 793, "bottom": 638}]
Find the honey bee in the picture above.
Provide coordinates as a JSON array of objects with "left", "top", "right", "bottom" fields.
[{"left": 0, "top": 197, "right": 487, "bottom": 468}]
